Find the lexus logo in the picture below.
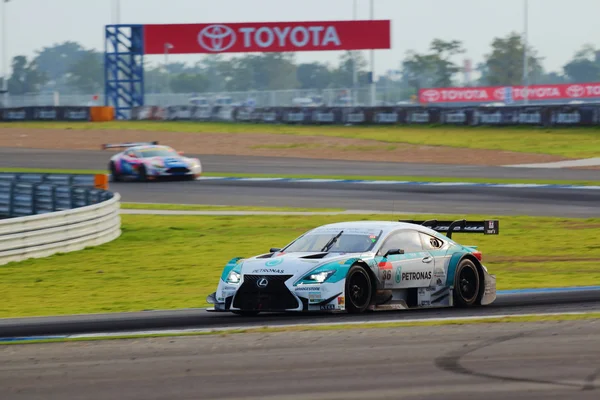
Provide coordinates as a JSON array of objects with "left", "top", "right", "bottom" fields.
[
  {"left": 421, "top": 89, "right": 440, "bottom": 102},
  {"left": 566, "top": 85, "right": 585, "bottom": 98},
  {"left": 198, "top": 24, "right": 236, "bottom": 52},
  {"left": 256, "top": 277, "right": 269, "bottom": 288}
]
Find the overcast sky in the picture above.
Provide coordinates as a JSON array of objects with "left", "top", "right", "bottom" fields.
[{"left": 2, "top": 0, "right": 600, "bottom": 77}]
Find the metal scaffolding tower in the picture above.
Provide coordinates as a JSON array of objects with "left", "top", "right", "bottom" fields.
[{"left": 104, "top": 25, "right": 145, "bottom": 120}]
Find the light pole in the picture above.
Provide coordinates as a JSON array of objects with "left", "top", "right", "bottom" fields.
[
  {"left": 352, "top": 0, "right": 358, "bottom": 106},
  {"left": 1, "top": 0, "right": 9, "bottom": 107},
  {"left": 113, "top": 0, "right": 121, "bottom": 25},
  {"left": 164, "top": 43, "right": 174, "bottom": 100},
  {"left": 522, "top": 0, "right": 529, "bottom": 105},
  {"left": 369, "top": 0, "right": 376, "bottom": 107}
]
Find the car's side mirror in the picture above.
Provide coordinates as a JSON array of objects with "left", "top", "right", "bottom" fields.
[
  {"left": 270, "top": 248, "right": 281, "bottom": 253},
  {"left": 384, "top": 248, "right": 404, "bottom": 257}
]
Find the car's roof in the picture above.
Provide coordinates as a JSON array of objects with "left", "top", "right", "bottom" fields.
[
  {"left": 310, "top": 221, "right": 441, "bottom": 237},
  {"left": 124, "top": 145, "right": 173, "bottom": 152}
]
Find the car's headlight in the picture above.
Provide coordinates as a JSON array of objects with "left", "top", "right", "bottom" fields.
[
  {"left": 301, "top": 270, "right": 335, "bottom": 283},
  {"left": 226, "top": 271, "right": 241, "bottom": 284}
]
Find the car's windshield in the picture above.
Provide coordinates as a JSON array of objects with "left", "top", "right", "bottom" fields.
[
  {"left": 283, "top": 228, "right": 382, "bottom": 253},
  {"left": 137, "top": 147, "right": 178, "bottom": 158}
]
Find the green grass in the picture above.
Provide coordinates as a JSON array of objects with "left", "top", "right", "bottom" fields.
[
  {"left": 4, "top": 121, "right": 600, "bottom": 158},
  {"left": 2, "top": 312, "right": 599, "bottom": 345},
  {"left": 1, "top": 213, "right": 600, "bottom": 319},
  {"left": 2, "top": 167, "right": 600, "bottom": 186},
  {"left": 120, "top": 202, "right": 344, "bottom": 212}
]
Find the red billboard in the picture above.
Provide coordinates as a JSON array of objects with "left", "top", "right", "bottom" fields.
[
  {"left": 143, "top": 20, "right": 391, "bottom": 54},
  {"left": 419, "top": 83, "right": 600, "bottom": 103}
]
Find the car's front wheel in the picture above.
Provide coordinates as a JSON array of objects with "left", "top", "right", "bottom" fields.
[
  {"left": 109, "top": 162, "right": 121, "bottom": 182},
  {"left": 453, "top": 258, "right": 481, "bottom": 307},
  {"left": 345, "top": 265, "right": 372, "bottom": 314}
]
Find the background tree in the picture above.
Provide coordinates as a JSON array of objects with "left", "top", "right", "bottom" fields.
[
  {"left": 563, "top": 44, "right": 600, "bottom": 82},
  {"left": 7, "top": 56, "right": 48, "bottom": 95},
  {"left": 482, "top": 32, "right": 543, "bottom": 86},
  {"left": 65, "top": 50, "right": 103, "bottom": 94}
]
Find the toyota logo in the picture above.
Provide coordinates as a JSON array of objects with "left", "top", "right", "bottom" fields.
[
  {"left": 256, "top": 277, "right": 269, "bottom": 288},
  {"left": 421, "top": 90, "right": 440, "bottom": 102},
  {"left": 493, "top": 88, "right": 506, "bottom": 100},
  {"left": 198, "top": 24, "right": 236, "bottom": 52},
  {"left": 566, "top": 85, "right": 585, "bottom": 98}
]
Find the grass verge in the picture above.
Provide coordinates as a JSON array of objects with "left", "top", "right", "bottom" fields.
[
  {"left": 2, "top": 167, "right": 600, "bottom": 186},
  {"left": 2, "top": 312, "right": 599, "bottom": 345},
  {"left": 3, "top": 121, "right": 600, "bottom": 158},
  {"left": 1, "top": 213, "right": 600, "bottom": 318}
]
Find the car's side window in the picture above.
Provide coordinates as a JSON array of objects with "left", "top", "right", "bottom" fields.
[
  {"left": 379, "top": 230, "right": 423, "bottom": 255},
  {"left": 420, "top": 233, "right": 444, "bottom": 250}
]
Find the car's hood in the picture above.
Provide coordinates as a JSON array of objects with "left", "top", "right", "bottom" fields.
[{"left": 241, "top": 252, "right": 365, "bottom": 276}]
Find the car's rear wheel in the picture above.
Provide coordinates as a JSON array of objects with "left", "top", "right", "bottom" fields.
[
  {"left": 453, "top": 259, "right": 481, "bottom": 307},
  {"left": 345, "top": 265, "right": 372, "bottom": 314},
  {"left": 109, "top": 162, "right": 121, "bottom": 182},
  {"left": 137, "top": 165, "right": 148, "bottom": 182},
  {"left": 232, "top": 310, "right": 260, "bottom": 317}
]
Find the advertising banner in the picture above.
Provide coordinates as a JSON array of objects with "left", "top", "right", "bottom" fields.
[
  {"left": 143, "top": 20, "right": 391, "bottom": 54},
  {"left": 419, "top": 82, "right": 600, "bottom": 104}
]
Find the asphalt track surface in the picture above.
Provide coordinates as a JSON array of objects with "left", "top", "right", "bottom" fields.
[
  {"left": 2, "top": 319, "right": 599, "bottom": 400},
  {"left": 1, "top": 147, "right": 600, "bottom": 181},
  {"left": 1, "top": 289, "right": 599, "bottom": 338},
  {"left": 2, "top": 148, "right": 599, "bottom": 217}
]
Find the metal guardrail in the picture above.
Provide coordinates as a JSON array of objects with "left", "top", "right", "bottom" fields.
[{"left": 0, "top": 173, "right": 121, "bottom": 265}]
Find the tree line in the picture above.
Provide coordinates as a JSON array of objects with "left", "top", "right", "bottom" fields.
[{"left": 2, "top": 32, "right": 600, "bottom": 98}]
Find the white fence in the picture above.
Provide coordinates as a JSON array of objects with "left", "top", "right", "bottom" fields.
[
  {"left": 0, "top": 192, "right": 121, "bottom": 266},
  {"left": 3, "top": 86, "right": 412, "bottom": 109}
]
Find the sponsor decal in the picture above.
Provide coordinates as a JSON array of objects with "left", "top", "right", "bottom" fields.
[
  {"left": 337, "top": 296, "right": 345, "bottom": 306},
  {"left": 265, "top": 258, "right": 284, "bottom": 267},
  {"left": 295, "top": 286, "right": 321, "bottom": 291},
  {"left": 320, "top": 304, "right": 336, "bottom": 310},
  {"left": 308, "top": 292, "right": 322, "bottom": 303},
  {"left": 252, "top": 268, "right": 284, "bottom": 274},
  {"left": 395, "top": 266, "right": 402, "bottom": 283},
  {"left": 419, "top": 82, "right": 600, "bottom": 103},
  {"left": 222, "top": 285, "right": 237, "bottom": 291},
  {"left": 402, "top": 271, "right": 432, "bottom": 281},
  {"left": 143, "top": 20, "right": 391, "bottom": 55}
]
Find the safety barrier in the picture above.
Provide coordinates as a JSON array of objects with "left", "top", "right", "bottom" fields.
[{"left": 0, "top": 173, "right": 121, "bottom": 265}]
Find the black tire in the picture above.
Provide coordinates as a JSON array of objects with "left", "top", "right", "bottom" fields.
[
  {"left": 453, "top": 258, "right": 481, "bottom": 307},
  {"left": 232, "top": 310, "right": 260, "bottom": 316},
  {"left": 345, "top": 265, "right": 372, "bottom": 314},
  {"left": 109, "top": 162, "right": 122, "bottom": 182},
  {"left": 137, "top": 165, "right": 148, "bottom": 182}
]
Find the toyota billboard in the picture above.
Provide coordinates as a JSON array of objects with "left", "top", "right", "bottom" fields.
[
  {"left": 419, "top": 83, "right": 600, "bottom": 104},
  {"left": 143, "top": 20, "right": 391, "bottom": 54}
]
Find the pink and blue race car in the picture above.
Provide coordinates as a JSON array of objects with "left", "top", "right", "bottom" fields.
[{"left": 102, "top": 141, "right": 202, "bottom": 182}]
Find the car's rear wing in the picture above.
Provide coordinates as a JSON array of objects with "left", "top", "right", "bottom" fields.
[
  {"left": 102, "top": 141, "right": 159, "bottom": 150},
  {"left": 399, "top": 219, "right": 499, "bottom": 239}
]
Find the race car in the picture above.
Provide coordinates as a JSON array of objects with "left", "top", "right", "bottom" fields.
[
  {"left": 102, "top": 141, "right": 202, "bottom": 181},
  {"left": 207, "top": 219, "right": 499, "bottom": 315}
]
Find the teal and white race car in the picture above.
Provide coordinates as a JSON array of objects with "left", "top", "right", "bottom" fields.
[{"left": 206, "top": 219, "right": 499, "bottom": 315}]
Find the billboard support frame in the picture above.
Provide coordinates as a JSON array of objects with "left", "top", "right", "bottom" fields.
[{"left": 104, "top": 24, "right": 145, "bottom": 120}]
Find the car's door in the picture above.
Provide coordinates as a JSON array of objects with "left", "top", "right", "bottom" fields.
[
  {"left": 418, "top": 232, "right": 447, "bottom": 286},
  {"left": 376, "top": 229, "right": 435, "bottom": 289}
]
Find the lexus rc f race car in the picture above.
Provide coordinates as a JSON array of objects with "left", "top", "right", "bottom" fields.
[
  {"left": 102, "top": 141, "right": 202, "bottom": 181},
  {"left": 207, "top": 219, "right": 499, "bottom": 315}
]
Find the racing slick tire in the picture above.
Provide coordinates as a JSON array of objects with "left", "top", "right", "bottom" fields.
[
  {"left": 109, "top": 162, "right": 122, "bottom": 182},
  {"left": 345, "top": 265, "right": 372, "bottom": 314},
  {"left": 452, "top": 258, "right": 481, "bottom": 307},
  {"left": 137, "top": 165, "right": 148, "bottom": 182},
  {"left": 232, "top": 310, "right": 260, "bottom": 317}
]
